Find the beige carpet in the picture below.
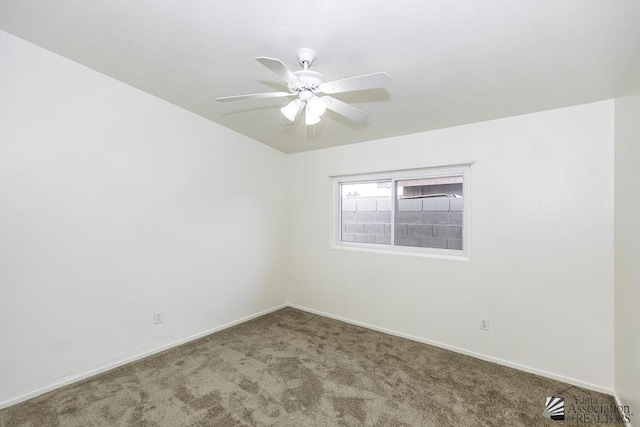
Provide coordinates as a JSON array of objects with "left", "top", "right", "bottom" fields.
[{"left": 0, "top": 308, "right": 620, "bottom": 426}]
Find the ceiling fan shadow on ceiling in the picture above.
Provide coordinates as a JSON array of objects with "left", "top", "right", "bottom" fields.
[{"left": 217, "top": 48, "right": 392, "bottom": 126}]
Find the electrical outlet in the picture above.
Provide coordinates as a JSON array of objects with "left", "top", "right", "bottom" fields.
[
  {"left": 480, "top": 317, "right": 489, "bottom": 331},
  {"left": 154, "top": 311, "right": 163, "bottom": 324}
]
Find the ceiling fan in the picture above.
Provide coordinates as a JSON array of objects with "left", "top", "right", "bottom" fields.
[{"left": 217, "top": 48, "right": 392, "bottom": 125}]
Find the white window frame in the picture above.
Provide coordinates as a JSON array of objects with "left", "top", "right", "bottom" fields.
[{"left": 332, "top": 164, "right": 471, "bottom": 260}]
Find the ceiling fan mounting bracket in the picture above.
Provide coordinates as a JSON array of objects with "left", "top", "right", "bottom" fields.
[{"left": 296, "top": 48, "right": 317, "bottom": 68}]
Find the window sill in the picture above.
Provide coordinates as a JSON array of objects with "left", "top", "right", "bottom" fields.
[{"left": 331, "top": 243, "right": 471, "bottom": 262}]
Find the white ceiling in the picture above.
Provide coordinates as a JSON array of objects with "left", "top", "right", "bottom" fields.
[{"left": 1, "top": 1, "right": 639, "bottom": 153}]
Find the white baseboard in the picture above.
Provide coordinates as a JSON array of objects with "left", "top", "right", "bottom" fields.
[
  {"left": 288, "top": 303, "right": 614, "bottom": 396},
  {"left": 1, "top": 302, "right": 615, "bottom": 411},
  {"left": 0, "top": 304, "right": 287, "bottom": 410}
]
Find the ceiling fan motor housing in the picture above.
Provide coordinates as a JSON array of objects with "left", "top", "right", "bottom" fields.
[{"left": 289, "top": 70, "right": 324, "bottom": 92}]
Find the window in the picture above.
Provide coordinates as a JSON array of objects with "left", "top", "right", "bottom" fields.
[{"left": 335, "top": 165, "right": 470, "bottom": 257}]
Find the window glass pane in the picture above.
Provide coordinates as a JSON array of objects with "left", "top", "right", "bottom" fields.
[
  {"left": 340, "top": 180, "right": 392, "bottom": 245},
  {"left": 395, "top": 176, "right": 463, "bottom": 250}
]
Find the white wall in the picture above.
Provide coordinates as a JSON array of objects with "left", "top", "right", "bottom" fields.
[
  {"left": 0, "top": 31, "right": 287, "bottom": 407},
  {"left": 287, "top": 101, "right": 615, "bottom": 391},
  {"left": 614, "top": 46, "right": 640, "bottom": 415}
]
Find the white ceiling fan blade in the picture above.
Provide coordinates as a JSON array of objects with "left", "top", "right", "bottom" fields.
[
  {"left": 318, "top": 72, "right": 392, "bottom": 95},
  {"left": 321, "top": 96, "right": 370, "bottom": 123},
  {"left": 255, "top": 57, "right": 302, "bottom": 85},
  {"left": 217, "top": 91, "right": 295, "bottom": 102},
  {"left": 281, "top": 99, "right": 304, "bottom": 122}
]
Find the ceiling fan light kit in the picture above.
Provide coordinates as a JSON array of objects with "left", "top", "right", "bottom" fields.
[
  {"left": 281, "top": 99, "right": 303, "bottom": 122},
  {"left": 305, "top": 111, "right": 321, "bottom": 125},
  {"left": 306, "top": 95, "right": 327, "bottom": 117},
  {"left": 217, "top": 48, "right": 391, "bottom": 126}
]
